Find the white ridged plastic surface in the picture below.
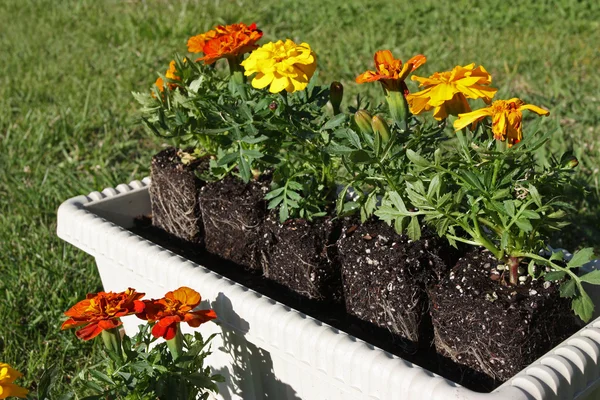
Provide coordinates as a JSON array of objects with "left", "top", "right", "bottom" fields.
[{"left": 56, "top": 179, "right": 600, "bottom": 400}]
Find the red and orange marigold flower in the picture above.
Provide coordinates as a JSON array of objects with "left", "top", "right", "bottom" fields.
[
  {"left": 454, "top": 98, "right": 549, "bottom": 147},
  {"left": 187, "top": 23, "right": 263, "bottom": 65},
  {"left": 136, "top": 286, "right": 217, "bottom": 340},
  {"left": 356, "top": 50, "right": 426, "bottom": 93},
  {"left": 61, "top": 288, "right": 145, "bottom": 340},
  {"left": 406, "top": 63, "right": 497, "bottom": 121}
]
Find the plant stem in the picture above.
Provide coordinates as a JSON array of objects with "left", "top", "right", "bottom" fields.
[
  {"left": 101, "top": 327, "right": 123, "bottom": 362},
  {"left": 167, "top": 325, "right": 184, "bottom": 361}
]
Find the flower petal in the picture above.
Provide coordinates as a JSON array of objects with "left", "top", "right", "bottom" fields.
[
  {"left": 454, "top": 107, "right": 493, "bottom": 131},
  {"left": 519, "top": 103, "right": 549, "bottom": 116}
]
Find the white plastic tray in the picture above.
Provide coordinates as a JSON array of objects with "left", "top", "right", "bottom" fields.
[{"left": 56, "top": 179, "right": 600, "bottom": 400}]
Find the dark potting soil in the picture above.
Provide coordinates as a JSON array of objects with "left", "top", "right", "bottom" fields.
[
  {"left": 337, "top": 219, "right": 455, "bottom": 353},
  {"left": 130, "top": 216, "right": 442, "bottom": 382},
  {"left": 430, "top": 248, "right": 581, "bottom": 391},
  {"left": 198, "top": 175, "right": 269, "bottom": 270},
  {"left": 259, "top": 215, "right": 343, "bottom": 303},
  {"left": 149, "top": 147, "right": 209, "bottom": 244}
]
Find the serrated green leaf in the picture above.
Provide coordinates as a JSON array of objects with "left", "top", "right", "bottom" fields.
[
  {"left": 580, "top": 270, "right": 600, "bottom": 285},
  {"left": 240, "top": 149, "right": 263, "bottom": 158},
  {"left": 327, "top": 143, "right": 355, "bottom": 155},
  {"left": 288, "top": 181, "right": 303, "bottom": 191},
  {"left": 559, "top": 279, "right": 577, "bottom": 298},
  {"left": 515, "top": 218, "right": 533, "bottom": 232},
  {"left": 238, "top": 155, "right": 251, "bottom": 183},
  {"left": 336, "top": 184, "right": 351, "bottom": 215},
  {"left": 388, "top": 191, "right": 408, "bottom": 213},
  {"left": 521, "top": 210, "right": 540, "bottom": 219},
  {"left": 342, "top": 201, "right": 360, "bottom": 214},
  {"left": 427, "top": 175, "right": 441, "bottom": 199},
  {"left": 504, "top": 200, "right": 515, "bottom": 217},
  {"left": 501, "top": 231, "right": 509, "bottom": 250},
  {"left": 407, "top": 217, "right": 421, "bottom": 241},
  {"left": 567, "top": 248, "right": 595, "bottom": 268},
  {"left": 346, "top": 129, "right": 362, "bottom": 149},
  {"left": 545, "top": 271, "right": 566, "bottom": 281},
  {"left": 89, "top": 370, "right": 115, "bottom": 385},
  {"left": 572, "top": 290, "right": 594, "bottom": 322},
  {"left": 241, "top": 135, "right": 269, "bottom": 144},
  {"left": 264, "top": 187, "right": 285, "bottom": 200},
  {"left": 527, "top": 259, "right": 536, "bottom": 278},
  {"left": 349, "top": 149, "right": 372, "bottom": 164},
  {"left": 287, "top": 190, "right": 302, "bottom": 201},
  {"left": 321, "top": 114, "right": 347, "bottom": 131},
  {"left": 406, "top": 149, "right": 430, "bottom": 167},
  {"left": 550, "top": 250, "right": 565, "bottom": 261},
  {"left": 528, "top": 185, "right": 542, "bottom": 208}
]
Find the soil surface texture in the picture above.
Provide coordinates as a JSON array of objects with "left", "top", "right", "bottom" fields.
[
  {"left": 430, "top": 248, "right": 581, "bottom": 390},
  {"left": 337, "top": 219, "right": 453, "bottom": 352},
  {"left": 198, "top": 175, "right": 269, "bottom": 270},
  {"left": 259, "top": 215, "right": 343, "bottom": 302},
  {"left": 149, "top": 147, "right": 208, "bottom": 244}
]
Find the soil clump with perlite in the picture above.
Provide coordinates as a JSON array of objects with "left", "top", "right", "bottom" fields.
[
  {"left": 429, "top": 248, "right": 581, "bottom": 390},
  {"left": 149, "top": 147, "right": 209, "bottom": 244},
  {"left": 337, "top": 219, "right": 455, "bottom": 353},
  {"left": 198, "top": 174, "right": 270, "bottom": 270},
  {"left": 141, "top": 170, "right": 582, "bottom": 392},
  {"left": 259, "top": 215, "right": 343, "bottom": 303}
]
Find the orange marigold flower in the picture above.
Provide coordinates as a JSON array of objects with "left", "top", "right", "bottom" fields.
[
  {"left": 136, "top": 287, "right": 217, "bottom": 340},
  {"left": 61, "top": 288, "right": 145, "bottom": 341},
  {"left": 154, "top": 60, "right": 181, "bottom": 94},
  {"left": 356, "top": 50, "right": 426, "bottom": 92},
  {"left": 454, "top": 98, "right": 549, "bottom": 147},
  {"left": 0, "top": 363, "right": 28, "bottom": 399},
  {"left": 406, "top": 63, "right": 497, "bottom": 121},
  {"left": 187, "top": 23, "right": 263, "bottom": 65}
]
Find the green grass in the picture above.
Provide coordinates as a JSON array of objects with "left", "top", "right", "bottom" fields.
[{"left": 1, "top": 0, "right": 599, "bottom": 396}]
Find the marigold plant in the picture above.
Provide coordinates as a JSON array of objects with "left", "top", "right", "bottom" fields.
[{"left": 0, "top": 363, "right": 28, "bottom": 399}]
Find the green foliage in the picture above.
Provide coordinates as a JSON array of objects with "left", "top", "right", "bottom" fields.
[{"left": 62, "top": 325, "right": 222, "bottom": 400}]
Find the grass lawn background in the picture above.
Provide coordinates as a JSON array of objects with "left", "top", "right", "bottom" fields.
[{"left": 1, "top": 0, "right": 599, "bottom": 395}]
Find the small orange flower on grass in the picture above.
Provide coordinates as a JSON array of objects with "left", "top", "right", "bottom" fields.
[
  {"left": 406, "top": 63, "right": 497, "bottom": 120},
  {"left": 61, "top": 288, "right": 145, "bottom": 340},
  {"left": 137, "top": 287, "right": 217, "bottom": 340},
  {"left": 0, "top": 363, "right": 28, "bottom": 399},
  {"left": 454, "top": 98, "right": 549, "bottom": 147},
  {"left": 356, "top": 50, "right": 426, "bottom": 93},
  {"left": 187, "top": 23, "right": 263, "bottom": 65}
]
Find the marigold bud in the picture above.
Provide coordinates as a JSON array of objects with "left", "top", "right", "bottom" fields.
[
  {"left": 269, "top": 101, "right": 278, "bottom": 111},
  {"left": 371, "top": 115, "right": 391, "bottom": 143},
  {"left": 561, "top": 154, "right": 579, "bottom": 169},
  {"left": 330, "top": 81, "right": 343, "bottom": 115},
  {"left": 354, "top": 110, "right": 373, "bottom": 136}
]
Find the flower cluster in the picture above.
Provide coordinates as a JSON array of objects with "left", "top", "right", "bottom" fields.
[
  {"left": 137, "top": 23, "right": 597, "bottom": 322},
  {"left": 60, "top": 286, "right": 220, "bottom": 399},
  {"left": 62, "top": 286, "right": 215, "bottom": 342}
]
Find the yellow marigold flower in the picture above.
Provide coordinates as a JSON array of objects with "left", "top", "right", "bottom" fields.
[
  {"left": 406, "top": 63, "right": 497, "bottom": 120},
  {"left": 356, "top": 50, "right": 426, "bottom": 92},
  {"left": 0, "top": 363, "right": 29, "bottom": 399},
  {"left": 241, "top": 40, "right": 317, "bottom": 93},
  {"left": 454, "top": 98, "right": 549, "bottom": 147}
]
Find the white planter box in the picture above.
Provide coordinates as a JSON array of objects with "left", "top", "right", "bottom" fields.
[{"left": 57, "top": 179, "right": 600, "bottom": 400}]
